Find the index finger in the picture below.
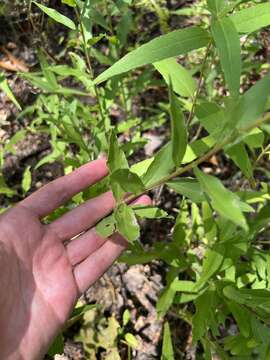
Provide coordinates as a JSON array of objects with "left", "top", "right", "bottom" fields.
[{"left": 20, "top": 159, "right": 108, "bottom": 218}]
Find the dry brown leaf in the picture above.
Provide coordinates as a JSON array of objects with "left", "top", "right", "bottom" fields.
[{"left": 0, "top": 47, "right": 29, "bottom": 72}]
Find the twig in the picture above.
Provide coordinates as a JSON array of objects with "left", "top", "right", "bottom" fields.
[
  {"left": 255, "top": 143, "right": 270, "bottom": 166},
  {"left": 125, "top": 112, "right": 270, "bottom": 204},
  {"left": 75, "top": 7, "right": 106, "bottom": 124},
  {"left": 187, "top": 41, "right": 212, "bottom": 128}
]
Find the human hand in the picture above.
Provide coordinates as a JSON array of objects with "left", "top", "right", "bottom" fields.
[{"left": 0, "top": 159, "right": 151, "bottom": 360}]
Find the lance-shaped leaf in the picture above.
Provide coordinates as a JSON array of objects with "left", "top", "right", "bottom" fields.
[
  {"left": 33, "top": 1, "right": 76, "bottom": 30},
  {"left": 115, "top": 204, "right": 140, "bottom": 243},
  {"left": 226, "top": 143, "right": 253, "bottom": 179},
  {"left": 110, "top": 169, "right": 145, "bottom": 195},
  {"left": 223, "top": 286, "right": 270, "bottom": 307},
  {"left": 162, "top": 322, "right": 175, "bottom": 360},
  {"left": 207, "top": 0, "right": 226, "bottom": 16},
  {"left": 22, "top": 166, "right": 32, "bottom": 194},
  {"left": 62, "top": 0, "right": 76, "bottom": 7},
  {"left": 211, "top": 17, "right": 241, "bottom": 97},
  {"left": 96, "top": 214, "right": 116, "bottom": 239},
  {"left": 234, "top": 71, "right": 270, "bottom": 130},
  {"left": 108, "top": 130, "right": 129, "bottom": 201},
  {"left": 194, "top": 167, "right": 248, "bottom": 230},
  {"left": 167, "top": 178, "right": 205, "bottom": 203},
  {"left": 193, "top": 287, "right": 219, "bottom": 343},
  {"left": 108, "top": 130, "right": 128, "bottom": 173},
  {"left": 227, "top": 301, "right": 251, "bottom": 338},
  {"left": 231, "top": 3, "right": 270, "bottom": 34},
  {"left": 95, "top": 26, "right": 209, "bottom": 83},
  {"left": 154, "top": 58, "right": 196, "bottom": 98},
  {"left": 169, "top": 82, "right": 187, "bottom": 167},
  {"left": 195, "top": 244, "right": 225, "bottom": 290},
  {"left": 142, "top": 142, "right": 175, "bottom": 187},
  {"left": 132, "top": 205, "right": 169, "bottom": 219},
  {"left": 157, "top": 270, "right": 179, "bottom": 317},
  {"left": 0, "top": 73, "right": 21, "bottom": 110},
  {"left": 195, "top": 102, "right": 226, "bottom": 135}
]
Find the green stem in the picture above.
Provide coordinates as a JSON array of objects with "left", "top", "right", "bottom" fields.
[
  {"left": 27, "top": 0, "right": 36, "bottom": 31},
  {"left": 75, "top": 7, "right": 105, "bottom": 124},
  {"left": 104, "top": 1, "right": 129, "bottom": 117},
  {"left": 187, "top": 41, "right": 212, "bottom": 128},
  {"left": 125, "top": 113, "right": 270, "bottom": 204},
  {"left": 255, "top": 143, "right": 270, "bottom": 166}
]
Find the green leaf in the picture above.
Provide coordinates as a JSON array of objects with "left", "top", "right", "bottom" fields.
[
  {"left": 231, "top": 3, "right": 270, "bottom": 34},
  {"left": 33, "top": 1, "right": 76, "bottom": 30},
  {"left": 223, "top": 286, "right": 270, "bottom": 307},
  {"left": 108, "top": 130, "right": 129, "bottom": 201},
  {"left": 211, "top": 17, "right": 241, "bottom": 97},
  {"left": 108, "top": 130, "right": 129, "bottom": 173},
  {"left": 95, "top": 26, "right": 209, "bottom": 83},
  {"left": 124, "top": 333, "right": 138, "bottom": 349},
  {"left": 22, "top": 166, "right": 32, "bottom": 194},
  {"left": 194, "top": 167, "right": 248, "bottom": 230},
  {"left": 38, "top": 50, "right": 58, "bottom": 90},
  {"left": 195, "top": 244, "right": 225, "bottom": 290},
  {"left": 0, "top": 73, "right": 21, "bottom": 110},
  {"left": 182, "top": 135, "right": 216, "bottom": 164},
  {"left": 162, "top": 322, "right": 175, "bottom": 360},
  {"left": 157, "top": 273, "right": 178, "bottom": 317},
  {"left": 47, "top": 333, "right": 64, "bottom": 357},
  {"left": 172, "top": 280, "right": 197, "bottom": 293},
  {"left": 0, "top": 176, "right": 17, "bottom": 197},
  {"left": 96, "top": 214, "right": 116, "bottom": 239},
  {"left": 226, "top": 143, "right": 253, "bottom": 179},
  {"left": 192, "top": 287, "right": 219, "bottom": 343},
  {"left": 169, "top": 82, "right": 187, "bottom": 167},
  {"left": 130, "top": 158, "right": 153, "bottom": 177},
  {"left": 207, "top": 0, "right": 226, "bottom": 16},
  {"left": 133, "top": 205, "right": 169, "bottom": 219},
  {"left": 243, "top": 129, "right": 264, "bottom": 149},
  {"left": 115, "top": 204, "right": 140, "bottom": 243},
  {"left": 116, "top": 9, "right": 133, "bottom": 48},
  {"left": 122, "top": 309, "right": 131, "bottom": 327},
  {"left": 234, "top": 71, "right": 270, "bottom": 130},
  {"left": 110, "top": 169, "right": 145, "bottom": 195},
  {"left": 167, "top": 178, "right": 205, "bottom": 203},
  {"left": 227, "top": 301, "right": 251, "bottom": 338},
  {"left": 154, "top": 58, "right": 196, "bottom": 98},
  {"left": 5, "top": 129, "right": 26, "bottom": 154},
  {"left": 195, "top": 101, "right": 226, "bottom": 135},
  {"left": 62, "top": 0, "right": 76, "bottom": 7},
  {"left": 143, "top": 142, "right": 175, "bottom": 187}
]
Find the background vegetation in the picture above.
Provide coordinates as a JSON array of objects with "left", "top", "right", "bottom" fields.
[{"left": 0, "top": 0, "right": 270, "bottom": 358}]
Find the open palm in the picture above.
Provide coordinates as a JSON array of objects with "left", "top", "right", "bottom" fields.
[{"left": 0, "top": 159, "right": 150, "bottom": 360}]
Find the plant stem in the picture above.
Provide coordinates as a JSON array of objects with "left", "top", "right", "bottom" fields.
[
  {"left": 104, "top": 1, "right": 129, "bottom": 117},
  {"left": 255, "top": 143, "right": 270, "bottom": 166},
  {"left": 27, "top": 0, "right": 36, "bottom": 31},
  {"left": 75, "top": 7, "right": 106, "bottom": 124},
  {"left": 187, "top": 41, "right": 212, "bottom": 128},
  {"left": 126, "top": 113, "right": 270, "bottom": 204}
]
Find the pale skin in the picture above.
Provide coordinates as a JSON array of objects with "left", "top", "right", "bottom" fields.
[{"left": 0, "top": 159, "right": 151, "bottom": 360}]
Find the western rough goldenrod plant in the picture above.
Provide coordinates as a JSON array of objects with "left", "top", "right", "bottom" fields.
[{"left": 3, "top": 0, "right": 270, "bottom": 357}]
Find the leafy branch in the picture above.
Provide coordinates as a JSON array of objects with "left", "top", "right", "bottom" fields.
[{"left": 125, "top": 112, "right": 270, "bottom": 204}]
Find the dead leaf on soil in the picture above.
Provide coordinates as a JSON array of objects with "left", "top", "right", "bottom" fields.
[{"left": 0, "top": 47, "right": 29, "bottom": 72}]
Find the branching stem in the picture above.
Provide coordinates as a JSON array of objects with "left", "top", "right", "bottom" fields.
[
  {"left": 187, "top": 41, "right": 212, "bottom": 128},
  {"left": 75, "top": 7, "right": 106, "bottom": 124},
  {"left": 125, "top": 113, "right": 270, "bottom": 204}
]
